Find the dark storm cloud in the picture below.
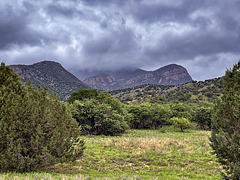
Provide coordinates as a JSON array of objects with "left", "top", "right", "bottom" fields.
[
  {"left": 130, "top": 0, "right": 200, "bottom": 24},
  {"left": 46, "top": 2, "right": 86, "bottom": 18},
  {"left": 83, "top": 28, "right": 139, "bottom": 55},
  {"left": 144, "top": 31, "right": 240, "bottom": 62},
  {"left": 81, "top": 0, "right": 127, "bottom": 6},
  {"left": 47, "top": 4, "right": 79, "bottom": 17},
  {"left": 0, "top": 4, "right": 46, "bottom": 49},
  {"left": 1, "top": 0, "right": 240, "bottom": 80},
  {"left": 80, "top": 27, "right": 142, "bottom": 70}
]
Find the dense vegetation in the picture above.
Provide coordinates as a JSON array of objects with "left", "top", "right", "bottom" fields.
[
  {"left": 0, "top": 63, "right": 84, "bottom": 172},
  {"left": 68, "top": 89, "right": 215, "bottom": 135},
  {"left": 111, "top": 77, "right": 223, "bottom": 104},
  {"left": 69, "top": 89, "right": 129, "bottom": 136},
  {"left": 210, "top": 61, "right": 240, "bottom": 179}
]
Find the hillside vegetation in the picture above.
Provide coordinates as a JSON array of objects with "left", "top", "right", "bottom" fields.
[{"left": 111, "top": 77, "right": 223, "bottom": 104}]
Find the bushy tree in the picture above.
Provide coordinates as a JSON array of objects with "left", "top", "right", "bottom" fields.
[
  {"left": 68, "top": 89, "right": 98, "bottom": 103},
  {"left": 69, "top": 89, "right": 129, "bottom": 136},
  {"left": 170, "top": 103, "right": 192, "bottom": 120},
  {"left": 169, "top": 117, "right": 191, "bottom": 132},
  {"left": 71, "top": 99, "right": 128, "bottom": 136},
  {"left": 193, "top": 107, "right": 212, "bottom": 130},
  {"left": 0, "top": 63, "right": 84, "bottom": 172},
  {"left": 127, "top": 103, "right": 171, "bottom": 129},
  {"left": 210, "top": 61, "right": 240, "bottom": 179}
]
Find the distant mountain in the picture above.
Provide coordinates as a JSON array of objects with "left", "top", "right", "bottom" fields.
[
  {"left": 83, "top": 73, "right": 123, "bottom": 91},
  {"left": 11, "top": 61, "right": 89, "bottom": 101},
  {"left": 73, "top": 66, "right": 146, "bottom": 81},
  {"left": 83, "top": 64, "right": 193, "bottom": 90}
]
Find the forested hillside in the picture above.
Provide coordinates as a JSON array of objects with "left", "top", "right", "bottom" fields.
[{"left": 111, "top": 77, "right": 223, "bottom": 104}]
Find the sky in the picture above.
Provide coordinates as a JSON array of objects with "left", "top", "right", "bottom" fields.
[{"left": 1, "top": 0, "right": 240, "bottom": 81}]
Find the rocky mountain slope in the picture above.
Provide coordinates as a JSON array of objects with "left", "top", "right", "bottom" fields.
[
  {"left": 83, "top": 73, "right": 123, "bottom": 91},
  {"left": 11, "top": 61, "right": 89, "bottom": 101},
  {"left": 83, "top": 64, "right": 193, "bottom": 90}
]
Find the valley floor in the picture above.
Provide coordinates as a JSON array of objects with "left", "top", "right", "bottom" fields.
[{"left": 0, "top": 127, "right": 222, "bottom": 180}]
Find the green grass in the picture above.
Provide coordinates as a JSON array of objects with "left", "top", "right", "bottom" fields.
[{"left": 0, "top": 127, "right": 221, "bottom": 180}]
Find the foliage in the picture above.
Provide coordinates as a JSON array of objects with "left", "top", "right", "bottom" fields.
[
  {"left": 210, "top": 61, "right": 240, "bottom": 179},
  {"left": 193, "top": 106, "right": 212, "bottom": 130},
  {"left": 169, "top": 117, "right": 191, "bottom": 132},
  {"left": 68, "top": 89, "right": 98, "bottom": 103},
  {"left": 170, "top": 103, "right": 192, "bottom": 119},
  {"left": 0, "top": 63, "right": 84, "bottom": 172},
  {"left": 127, "top": 103, "right": 171, "bottom": 129},
  {"left": 111, "top": 77, "right": 223, "bottom": 104},
  {"left": 71, "top": 96, "right": 128, "bottom": 136}
]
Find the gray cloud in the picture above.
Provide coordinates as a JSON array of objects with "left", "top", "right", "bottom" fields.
[
  {"left": 0, "top": 4, "right": 43, "bottom": 49},
  {"left": 1, "top": 0, "right": 240, "bottom": 80},
  {"left": 83, "top": 28, "right": 139, "bottom": 55}
]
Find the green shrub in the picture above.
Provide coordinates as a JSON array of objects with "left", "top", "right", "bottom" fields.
[
  {"left": 0, "top": 63, "right": 84, "bottom": 172},
  {"left": 69, "top": 90, "right": 130, "bottom": 136},
  {"left": 71, "top": 99, "right": 128, "bottom": 136},
  {"left": 127, "top": 103, "right": 171, "bottom": 129},
  {"left": 170, "top": 103, "right": 192, "bottom": 120},
  {"left": 169, "top": 117, "right": 191, "bottom": 132}
]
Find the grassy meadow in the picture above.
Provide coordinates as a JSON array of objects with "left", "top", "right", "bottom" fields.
[{"left": 0, "top": 127, "right": 221, "bottom": 180}]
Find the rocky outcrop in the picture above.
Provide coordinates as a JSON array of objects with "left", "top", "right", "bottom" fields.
[
  {"left": 83, "top": 73, "right": 123, "bottom": 91},
  {"left": 11, "top": 61, "right": 89, "bottom": 101},
  {"left": 153, "top": 64, "right": 193, "bottom": 85},
  {"left": 84, "top": 64, "right": 193, "bottom": 90}
]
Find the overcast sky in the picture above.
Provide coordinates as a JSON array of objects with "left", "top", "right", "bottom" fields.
[{"left": 1, "top": 0, "right": 240, "bottom": 81}]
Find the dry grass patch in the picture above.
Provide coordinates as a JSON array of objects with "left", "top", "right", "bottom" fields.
[{"left": 104, "top": 137, "right": 180, "bottom": 153}]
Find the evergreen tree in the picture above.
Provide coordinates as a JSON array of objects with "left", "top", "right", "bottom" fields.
[
  {"left": 0, "top": 63, "right": 84, "bottom": 172},
  {"left": 0, "top": 62, "right": 27, "bottom": 171},
  {"left": 210, "top": 61, "right": 240, "bottom": 179}
]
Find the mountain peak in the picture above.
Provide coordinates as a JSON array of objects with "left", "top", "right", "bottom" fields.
[
  {"left": 155, "top": 64, "right": 182, "bottom": 71},
  {"left": 10, "top": 61, "right": 89, "bottom": 101},
  {"left": 154, "top": 64, "right": 193, "bottom": 85},
  {"left": 32, "top": 60, "right": 63, "bottom": 68}
]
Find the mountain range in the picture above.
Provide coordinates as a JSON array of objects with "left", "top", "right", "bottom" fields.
[
  {"left": 10, "top": 61, "right": 193, "bottom": 100},
  {"left": 83, "top": 64, "right": 193, "bottom": 91}
]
